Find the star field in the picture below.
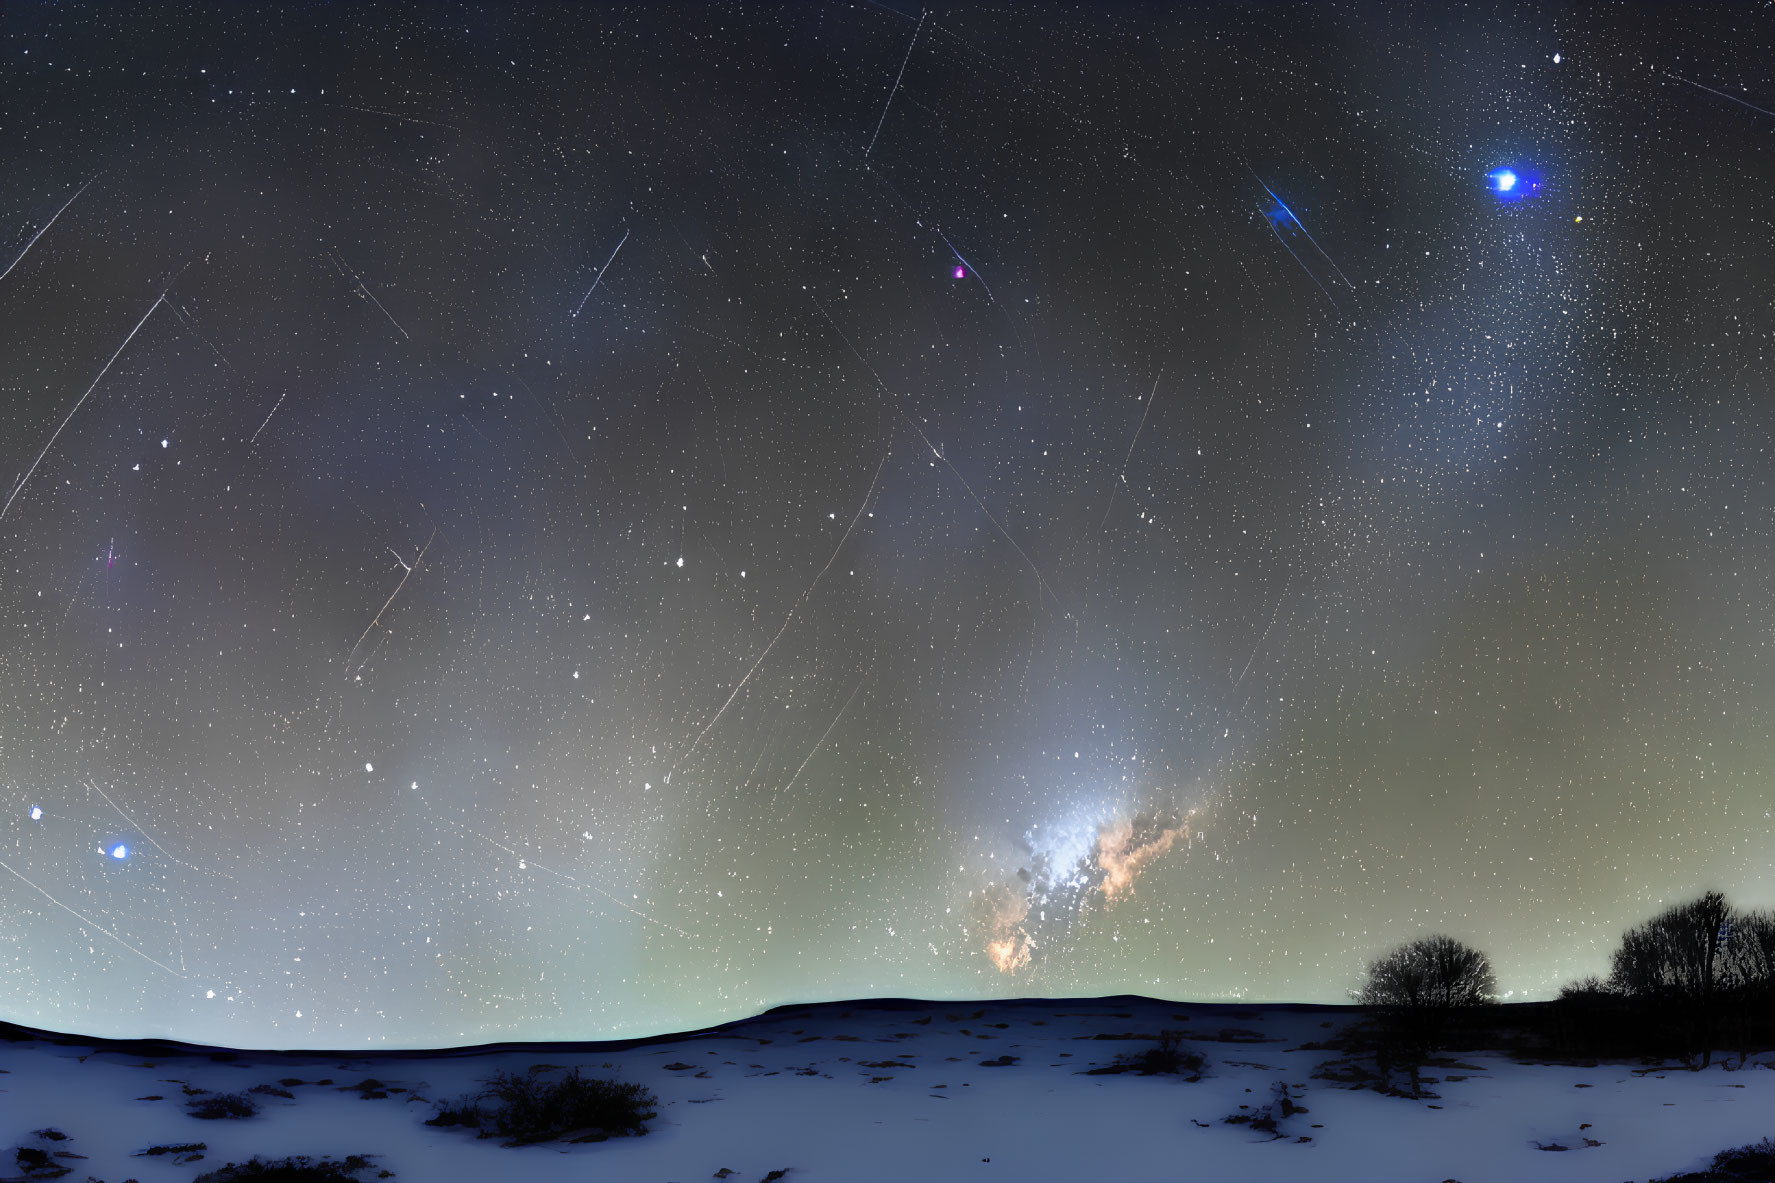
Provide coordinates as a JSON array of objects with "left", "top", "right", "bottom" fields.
[{"left": 2, "top": 2, "right": 1775, "bottom": 1049}]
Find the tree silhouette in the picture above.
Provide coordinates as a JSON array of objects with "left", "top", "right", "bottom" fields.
[
  {"left": 1358, "top": 934, "right": 1497, "bottom": 1013},
  {"left": 1355, "top": 935, "right": 1496, "bottom": 1096},
  {"left": 1725, "top": 908, "right": 1775, "bottom": 996},
  {"left": 1608, "top": 890, "right": 1732, "bottom": 1067},
  {"left": 1723, "top": 907, "right": 1775, "bottom": 1066}
]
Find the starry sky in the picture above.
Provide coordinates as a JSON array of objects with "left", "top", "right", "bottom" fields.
[{"left": 3, "top": 1, "right": 1774, "bottom": 1050}]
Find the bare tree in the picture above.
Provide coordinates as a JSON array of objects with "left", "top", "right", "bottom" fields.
[
  {"left": 1723, "top": 908, "right": 1775, "bottom": 1066},
  {"left": 1356, "top": 935, "right": 1496, "bottom": 1096},
  {"left": 1609, "top": 891, "right": 1731, "bottom": 999},
  {"left": 1359, "top": 934, "right": 1498, "bottom": 1013},
  {"left": 1725, "top": 908, "right": 1775, "bottom": 995},
  {"left": 1608, "top": 890, "right": 1732, "bottom": 1067}
]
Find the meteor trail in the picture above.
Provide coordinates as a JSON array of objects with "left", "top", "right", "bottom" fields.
[
  {"left": 1265, "top": 212, "right": 1339, "bottom": 308},
  {"left": 84, "top": 780, "right": 230, "bottom": 881},
  {"left": 0, "top": 855, "right": 186, "bottom": 978},
  {"left": 1666, "top": 73, "right": 1775, "bottom": 120},
  {"left": 409, "top": 786, "right": 699, "bottom": 940},
  {"left": 669, "top": 448, "right": 890, "bottom": 783},
  {"left": 866, "top": 8, "right": 926, "bottom": 157},
  {"left": 936, "top": 228, "right": 998, "bottom": 304},
  {"left": 1234, "top": 572, "right": 1292, "bottom": 691},
  {"left": 2, "top": 294, "right": 163, "bottom": 522},
  {"left": 779, "top": 664, "right": 873, "bottom": 805},
  {"left": 812, "top": 294, "right": 1067, "bottom": 616},
  {"left": 1254, "top": 174, "right": 1357, "bottom": 292},
  {"left": 0, "top": 176, "right": 95, "bottom": 286},
  {"left": 572, "top": 228, "right": 630, "bottom": 317},
  {"left": 328, "top": 250, "right": 410, "bottom": 339},
  {"left": 1099, "top": 369, "right": 1162, "bottom": 528},
  {"left": 250, "top": 390, "right": 289, "bottom": 445},
  {"left": 346, "top": 527, "right": 438, "bottom": 673}
]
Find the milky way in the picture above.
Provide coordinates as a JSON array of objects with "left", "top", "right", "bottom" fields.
[{"left": 3, "top": 3, "right": 1774, "bottom": 1049}]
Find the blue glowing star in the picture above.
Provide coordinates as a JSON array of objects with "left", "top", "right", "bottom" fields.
[
  {"left": 1488, "top": 166, "right": 1540, "bottom": 201},
  {"left": 110, "top": 843, "right": 129, "bottom": 859},
  {"left": 30, "top": 805, "right": 42, "bottom": 820}
]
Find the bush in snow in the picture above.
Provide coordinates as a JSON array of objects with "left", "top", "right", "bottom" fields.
[
  {"left": 1650, "top": 1137, "right": 1775, "bottom": 1182},
  {"left": 186, "top": 1091, "right": 259, "bottom": 1120},
  {"left": 430, "top": 1066, "right": 657, "bottom": 1145},
  {"left": 1549, "top": 974, "right": 1636, "bottom": 1059},
  {"left": 192, "top": 1154, "right": 378, "bottom": 1183},
  {"left": 424, "top": 1093, "right": 486, "bottom": 1128},
  {"left": 1117, "top": 1030, "right": 1203, "bottom": 1077},
  {"left": 1223, "top": 1080, "right": 1307, "bottom": 1140},
  {"left": 1082, "top": 1030, "right": 1204, "bottom": 1078}
]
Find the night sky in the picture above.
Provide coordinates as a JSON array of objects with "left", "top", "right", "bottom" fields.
[{"left": 3, "top": 2, "right": 1774, "bottom": 1050}]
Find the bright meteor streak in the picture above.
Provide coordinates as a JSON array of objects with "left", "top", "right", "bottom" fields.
[
  {"left": 572, "top": 228, "right": 630, "bottom": 318},
  {"left": 2, "top": 294, "right": 163, "bottom": 522},
  {"left": 1254, "top": 176, "right": 1357, "bottom": 292},
  {"left": 1667, "top": 73, "right": 1775, "bottom": 120},
  {"left": 0, "top": 176, "right": 96, "bottom": 287}
]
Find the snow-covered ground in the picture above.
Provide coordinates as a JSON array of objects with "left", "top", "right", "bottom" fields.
[{"left": 3, "top": 998, "right": 1770, "bottom": 1183}]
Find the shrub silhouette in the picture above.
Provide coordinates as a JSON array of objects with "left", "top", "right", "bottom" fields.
[
  {"left": 1550, "top": 974, "right": 1634, "bottom": 1057},
  {"left": 193, "top": 1155, "right": 375, "bottom": 1183},
  {"left": 424, "top": 1093, "right": 485, "bottom": 1128},
  {"left": 1082, "top": 1030, "right": 1203, "bottom": 1077},
  {"left": 1117, "top": 1030, "right": 1202, "bottom": 1076},
  {"left": 14, "top": 1147, "right": 51, "bottom": 1172},
  {"left": 186, "top": 1092, "right": 259, "bottom": 1120},
  {"left": 1650, "top": 1137, "right": 1775, "bottom": 1182},
  {"left": 430, "top": 1067, "right": 657, "bottom": 1144},
  {"left": 1559, "top": 974, "right": 1609, "bottom": 999},
  {"left": 1223, "top": 1081, "right": 1303, "bottom": 1138}
]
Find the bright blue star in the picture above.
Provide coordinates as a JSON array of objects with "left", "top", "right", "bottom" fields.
[
  {"left": 109, "top": 843, "right": 129, "bottom": 859},
  {"left": 1488, "top": 166, "right": 1540, "bottom": 201}
]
